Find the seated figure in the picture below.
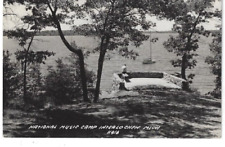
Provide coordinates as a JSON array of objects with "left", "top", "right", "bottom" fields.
[{"left": 121, "top": 64, "right": 130, "bottom": 82}]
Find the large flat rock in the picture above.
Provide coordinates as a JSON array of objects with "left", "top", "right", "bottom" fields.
[
  {"left": 125, "top": 78, "right": 181, "bottom": 89},
  {"left": 100, "top": 90, "right": 140, "bottom": 99}
]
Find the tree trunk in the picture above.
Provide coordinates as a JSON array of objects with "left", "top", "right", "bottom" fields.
[
  {"left": 23, "top": 60, "right": 28, "bottom": 103},
  {"left": 23, "top": 35, "right": 34, "bottom": 104},
  {"left": 77, "top": 51, "right": 90, "bottom": 102},
  {"left": 94, "top": 36, "right": 110, "bottom": 103},
  {"left": 94, "top": 51, "right": 106, "bottom": 103},
  {"left": 181, "top": 53, "right": 187, "bottom": 80},
  {"left": 181, "top": 53, "right": 190, "bottom": 90}
]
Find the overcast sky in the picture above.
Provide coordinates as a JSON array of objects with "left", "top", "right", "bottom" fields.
[{"left": 2, "top": 0, "right": 222, "bottom": 31}]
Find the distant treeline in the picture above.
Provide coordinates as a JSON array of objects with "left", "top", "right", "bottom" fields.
[
  {"left": 3, "top": 30, "right": 220, "bottom": 36},
  {"left": 3, "top": 30, "right": 78, "bottom": 36}
]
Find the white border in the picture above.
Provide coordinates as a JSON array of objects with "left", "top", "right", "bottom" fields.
[{"left": 0, "top": 0, "right": 224, "bottom": 147}]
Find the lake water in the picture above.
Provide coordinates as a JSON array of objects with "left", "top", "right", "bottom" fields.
[{"left": 3, "top": 33, "right": 216, "bottom": 94}]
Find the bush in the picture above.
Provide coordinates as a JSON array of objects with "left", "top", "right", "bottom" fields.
[
  {"left": 3, "top": 50, "right": 46, "bottom": 108},
  {"left": 44, "top": 54, "right": 96, "bottom": 105},
  {"left": 3, "top": 51, "right": 22, "bottom": 108},
  {"left": 26, "top": 64, "right": 46, "bottom": 108}
]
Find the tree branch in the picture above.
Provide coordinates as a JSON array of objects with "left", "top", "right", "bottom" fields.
[
  {"left": 47, "top": 1, "right": 55, "bottom": 15},
  {"left": 185, "top": 13, "right": 201, "bottom": 52},
  {"left": 46, "top": 0, "right": 81, "bottom": 55},
  {"left": 54, "top": 0, "right": 58, "bottom": 14}
]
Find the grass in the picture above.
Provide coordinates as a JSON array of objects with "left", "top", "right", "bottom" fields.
[{"left": 3, "top": 89, "right": 221, "bottom": 138}]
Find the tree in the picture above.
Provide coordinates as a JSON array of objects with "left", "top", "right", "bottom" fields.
[
  {"left": 163, "top": 0, "right": 214, "bottom": 89},
  {"left": 75, "top": 0, "right": 194, "bottom": 102},
  {"left": 205, "top": 10, "right": 221, "bottom": 98},
  {"left": 6, "top": 29, "right": 54, "bottom": 104},
  {"left": 75, "top": 0, "right": 166, "bottom": 102},
  {"left": 3, "top": 0, "right": 91, "bottom": 102}
]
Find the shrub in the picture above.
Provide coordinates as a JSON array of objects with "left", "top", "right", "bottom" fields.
[
  {"left": 3, "top": 51, "right": 22, "bottom": 108},
  {"left": 26, "top": 64, "right": 46, "bottom": 108},
  {"left": 44, "top": 54, "right": 96, "bottom": 105}
]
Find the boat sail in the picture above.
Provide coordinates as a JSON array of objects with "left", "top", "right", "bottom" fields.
[{"left": 142, "top": 31, "right": 156, "bottom": 64}]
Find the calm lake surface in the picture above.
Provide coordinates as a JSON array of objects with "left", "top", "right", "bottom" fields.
[{"left": 3, "top": 33, "right": 216, "bottom": 94}]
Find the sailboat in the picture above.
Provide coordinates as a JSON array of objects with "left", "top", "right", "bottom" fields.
[{"left": 142, "top": 31, "right": 156, "bottom": 64}]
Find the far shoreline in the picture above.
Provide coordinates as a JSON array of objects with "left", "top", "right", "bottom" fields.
[{"left": 3, "top": 30, "right": 220, "bottom": 36}]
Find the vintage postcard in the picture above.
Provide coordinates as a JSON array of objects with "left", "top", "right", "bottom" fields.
[{"left": 2, "top": 0, "right": 222, "bottom": 138}]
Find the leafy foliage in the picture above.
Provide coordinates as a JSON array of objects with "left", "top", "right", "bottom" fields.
[
  {"left": 4, "top": 0, "right": 95, "bottom": 102},
  {"left": 25, "top": 64, "right": 47, "bottom": 107},
  {"left": 44, "top": 54, "right": 96, "bottom": 105},
  {"left": 74, "top": 0, "right": 154, "bottom": 58},
  {"left": 15, "top": 50, "right": 55, "bottom": 65},
  {"left": 3, "top": 51, "right": 22, "bottom": 107},
  {"left": 205, "top": 11, "right": 221, "bottom": 98},
  {"left": 163, "top": 0, "right": 214, "bottom": 84},
  {"left": 5, "top": 13, "right": 55, "bottom": 104},
  {"left": 74, "top": 0, "right": 160, "bottom": 101},
  {"left": 6, "top": 29, "right": 35, "bottom": 46}
]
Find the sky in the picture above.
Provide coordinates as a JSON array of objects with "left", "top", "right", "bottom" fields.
[{"left": 2, "top": 0, "right": 222, "bottom": 31}]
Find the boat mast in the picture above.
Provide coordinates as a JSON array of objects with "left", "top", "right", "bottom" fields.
[{"left": 150, "top": 31, "right": 152, "bottom": 60}]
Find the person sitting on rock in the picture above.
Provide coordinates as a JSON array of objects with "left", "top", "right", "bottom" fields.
[
  {"left": 122, "top": 64, "right": 127, "bottom": 74},
  {"left": 121, "top": 64, "right": 130, "bottom": 82}
]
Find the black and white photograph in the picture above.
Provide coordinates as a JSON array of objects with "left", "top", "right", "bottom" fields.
[{"left": 1, "top": 0, "right": 222, "bottom": 139}]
